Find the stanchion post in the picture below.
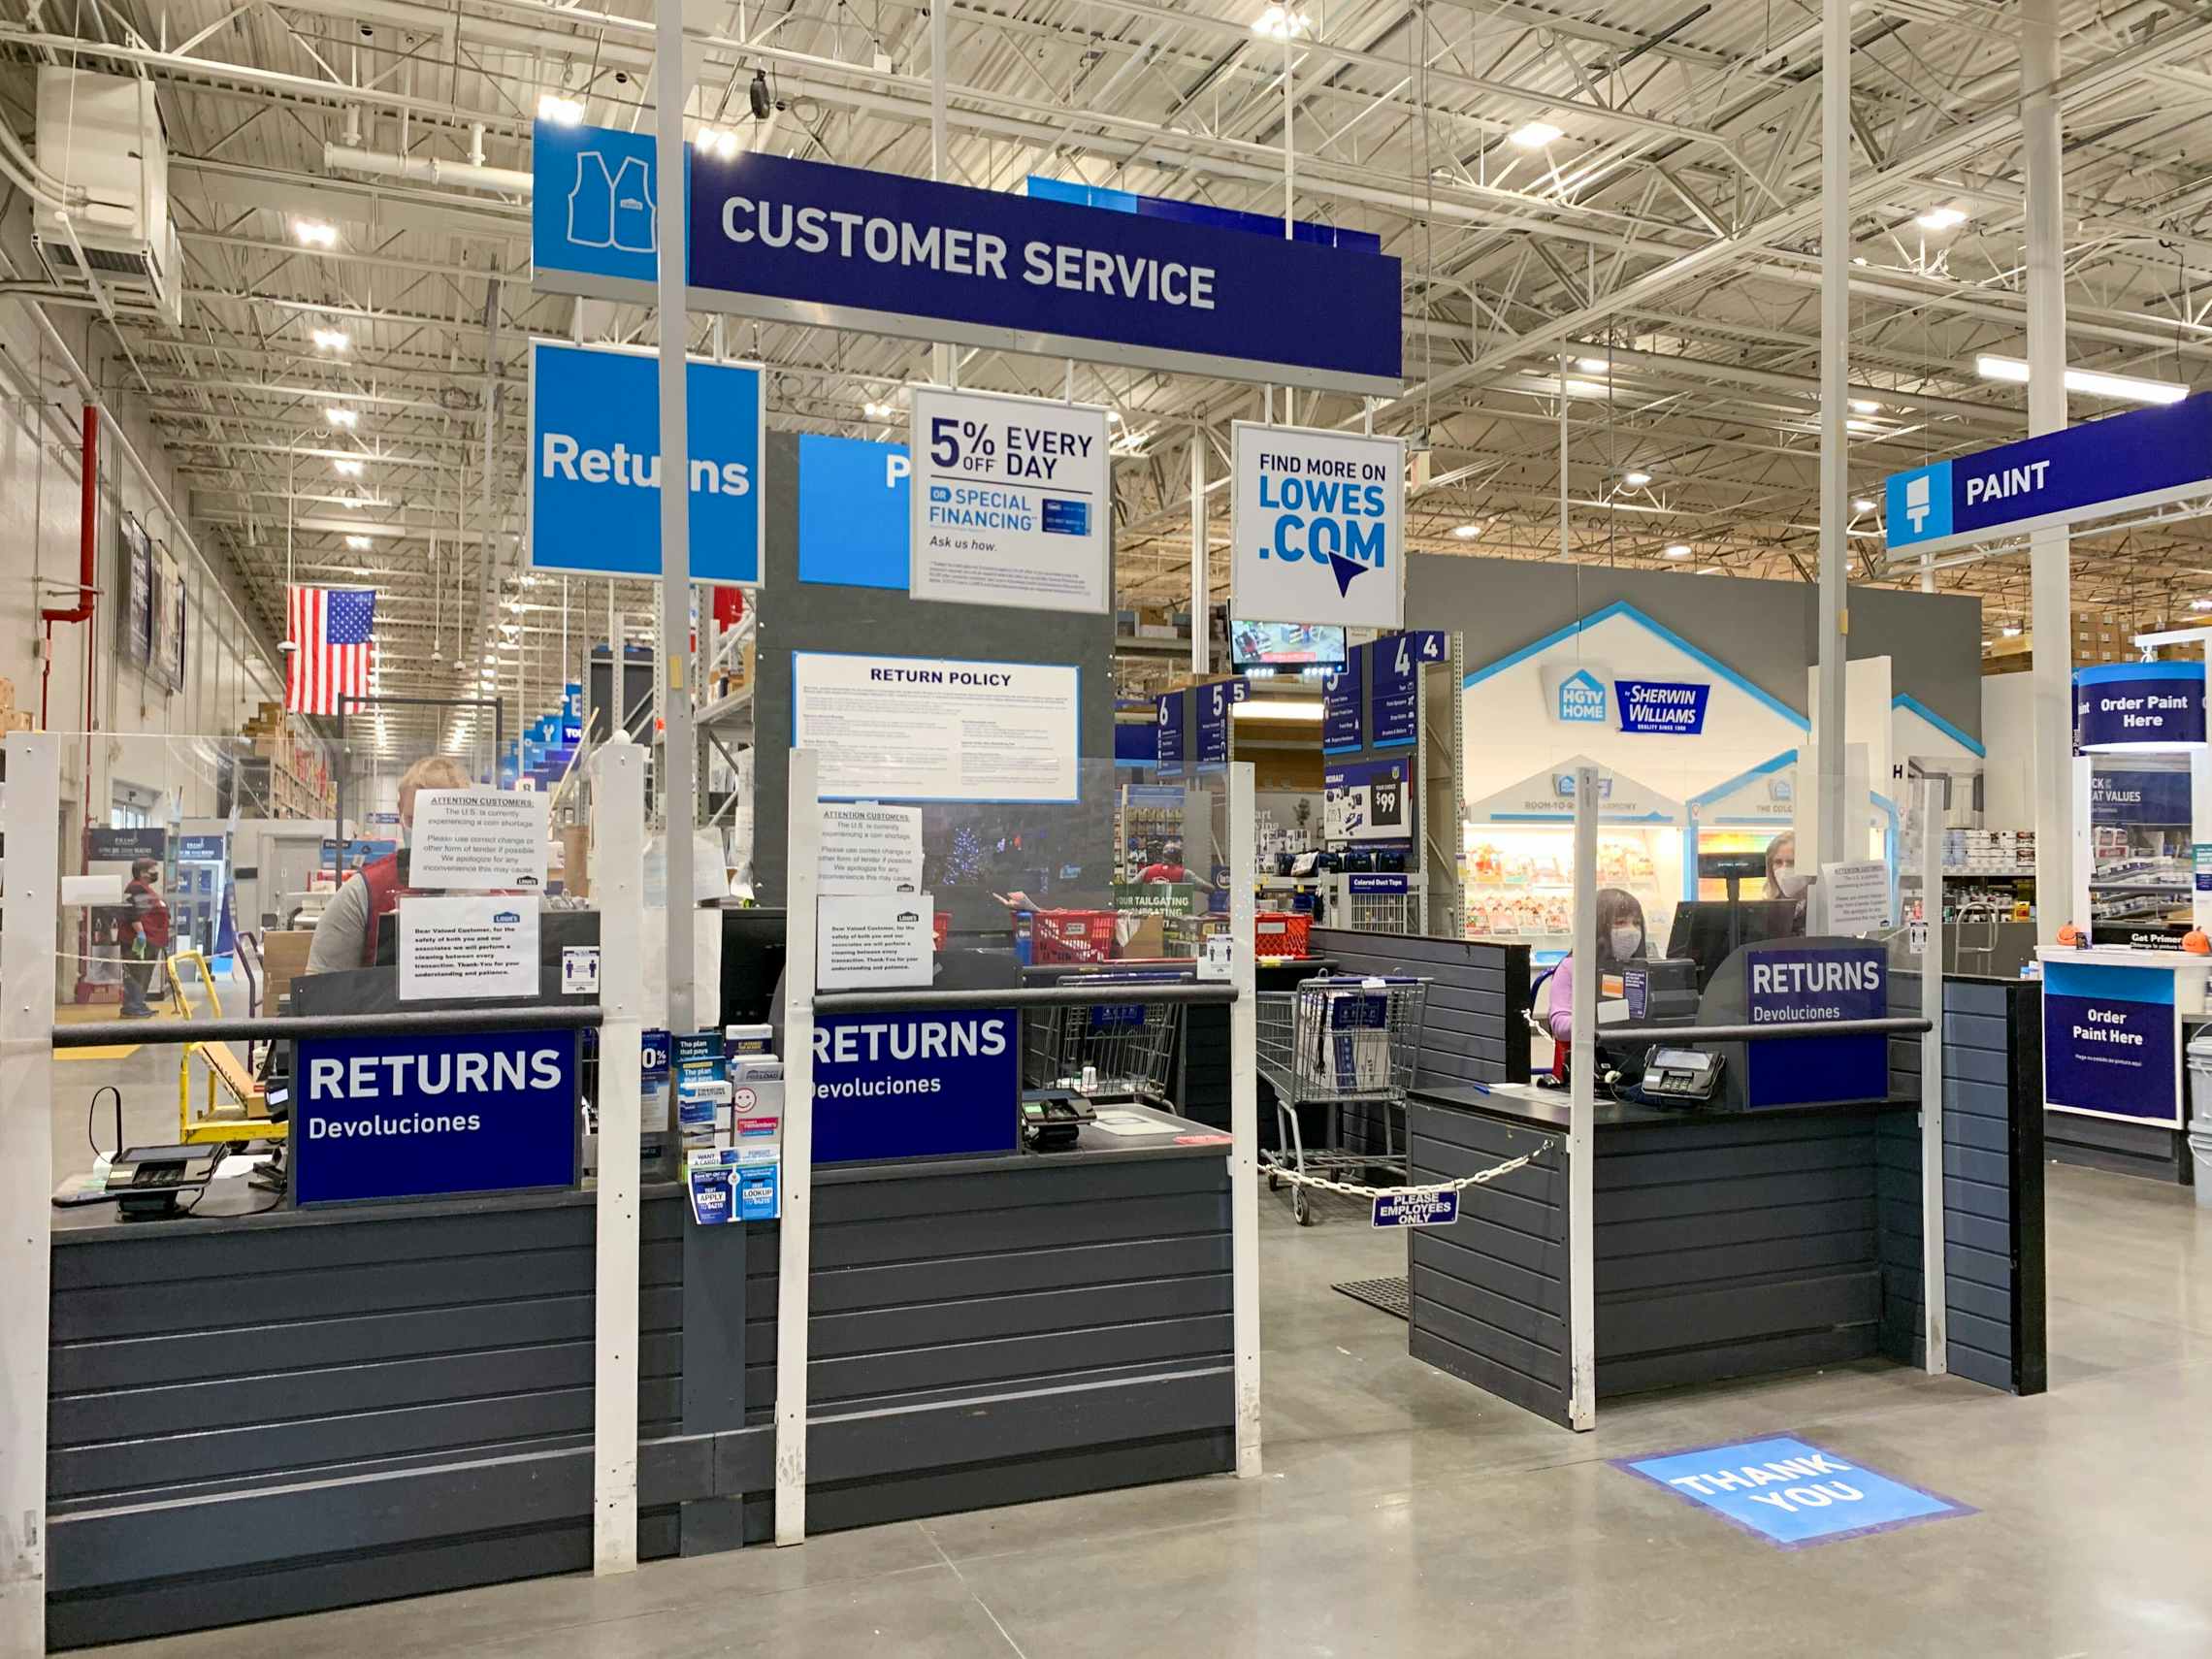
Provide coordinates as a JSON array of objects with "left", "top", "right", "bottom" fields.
[
  {"left": 1, "top": 733, "right": 60, "bottom": 1650},
  {"left": 1567, "top": 764, "right": 1598, "bottom": 1430},
  {"left": 1920, "top": 775, "right": 1948, "bottom": 1376},
  {"left": 775, "top": 749, "right": 821, "bottom": 1545},
  {"left": 592, "top": 736, "right": 646, "bottom": 1573},
  {"left": 1228, "top": 761, "right": 1262, "bottom": 1477}
]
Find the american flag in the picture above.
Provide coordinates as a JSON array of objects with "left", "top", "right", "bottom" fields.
[{"left": 286, "top": 586, "right": 377, "bottom": 714}]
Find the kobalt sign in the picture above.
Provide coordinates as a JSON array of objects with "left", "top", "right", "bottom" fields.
[
  {"left": 1230, "top": 423, "right": 1406, "bottom": 631},
  {"left": 528, "top": 342, "right": 764, "bottom": 583}
]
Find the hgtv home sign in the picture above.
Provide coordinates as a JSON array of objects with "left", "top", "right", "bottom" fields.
[{"left": 1541, "top": 663, "right": 1711, "bottom": 734}]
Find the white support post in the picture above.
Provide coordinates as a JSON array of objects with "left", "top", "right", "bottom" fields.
[
  {"left": 592, "top": 737, "right": 645, "bottom": 1574},
  {"left": 1920, "top": 775, "right": 1948, "bottom": 1376},
  {"left": 1556, "top": 356, "right": 1571, "bottom": 560},
  {"left": 655, "top": 0, "right": 696, "bottom": 1037},
  {"left": 1566, "top": 764, "right": 1598, "bottom": 1431},
  {"left": 2024, "top": 0, "right": 2072, "bottom": 947},
  {"left": 1814, "top": 0, "right": 1851, "bottom": 898},
  {"left": 1, "top": 734, "right": 60, "bottom": 1653},
  {"left": 775, "top": 750, "right": 822, "bottom": 1545},
  {"left": 1228, "top": 761, "right": 1262, "bottom": 1477},
  {"left": 1190, "top": 430, "right": 1208, "bottom": 679},
  {"left": 2071, "top": 756, "right": 2096, "bottom": 940}
]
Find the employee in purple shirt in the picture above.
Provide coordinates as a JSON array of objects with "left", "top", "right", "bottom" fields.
[{"left": 1545, "top": 887, "right": 1650, "bottom": 1043}]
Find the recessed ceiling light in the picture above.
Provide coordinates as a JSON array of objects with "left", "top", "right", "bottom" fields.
[
  {"left": 326, "top": 407, "right": 358, "bottom": 427},
  {"left": 1509, "top": 120, "right": 1563, "bottom": 148},
  {"left": 294, "top": 219, "right": 338, "bottom": 248},
  {"left": 311, "top": 327, "right": 349, "bottom": 352},
  {"left": 1663, "top": 543, "right": 1693, "bottom": 559},
  {"left": 537, "top": 93, "right": 585, "bottom": 125},
  {"left": 1915, "top": 206, "right": 1968, "bottom": 231},
  {"left": 1450, "top": 523, "right": 1482, "bottom": 539},
  {"left": 1622, "top": 470, "right": 1652, "bottom": 487}
]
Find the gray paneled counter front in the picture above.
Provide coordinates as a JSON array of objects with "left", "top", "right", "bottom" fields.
[
  {"left": 46, "top": 1109, "right": 1232, "bottom": 1648},
  {"left": 1406, "top": 973, "right": 2046, "bottom": 1427}
]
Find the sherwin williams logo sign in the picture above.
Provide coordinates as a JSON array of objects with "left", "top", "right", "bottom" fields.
[
  {"left": 529, "top": 341, "right": 764, "bottom": 583},
  {"left": 1230, "top": 423, "right": 1405, "bottom": 630},
  {"left": 1558, "top": 667, "right": 1607, "bottom": 723},
  {"left": 1614, "top": 677, "right": 1709, "bottom": 734}
]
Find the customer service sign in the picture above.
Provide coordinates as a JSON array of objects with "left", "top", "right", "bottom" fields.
[
  {"left": 909, "top": 387, "right": 1110, "bottom": 613},
  {"left": 1230, "top": 423, "right": 1406, "bottom": 631}
]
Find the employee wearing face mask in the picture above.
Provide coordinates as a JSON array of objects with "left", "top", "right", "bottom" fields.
[
  {"left": 1763, "top": 830, "right": 1811, "bottom": 928},
  {"left": 1545, "top": 887, "right": 1649, "bottom": 1044}
]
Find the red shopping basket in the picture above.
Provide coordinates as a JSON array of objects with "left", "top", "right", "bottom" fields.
[
  {"left": 1031, "top": 909, "right": 1118, "bottom": 964},
  {"left": 1254, "top": 910, "right": 1311, "bottom": 958}
]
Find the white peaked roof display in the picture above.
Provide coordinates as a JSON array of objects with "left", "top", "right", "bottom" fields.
[{"left": 1468, "top": 756, "right": 1687, "bottom": 824}]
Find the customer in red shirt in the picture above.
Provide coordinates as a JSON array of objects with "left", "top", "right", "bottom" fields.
[{"left": 118, "top": 858, "right": 171, "bottom": 1018}]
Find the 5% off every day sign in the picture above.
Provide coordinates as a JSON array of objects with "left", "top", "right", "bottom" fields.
[{"left": 908, "top": 386, "right": 1111, "bottom": 614}]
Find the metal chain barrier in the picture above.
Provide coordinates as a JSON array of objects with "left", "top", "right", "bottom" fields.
[{"left": 1258, "top": 1142, "right": 1545, "bottom": 1202}]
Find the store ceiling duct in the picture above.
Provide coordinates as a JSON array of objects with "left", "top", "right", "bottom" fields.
[{"left": 323, "top": 143, "right": 533, "bottom": 196}]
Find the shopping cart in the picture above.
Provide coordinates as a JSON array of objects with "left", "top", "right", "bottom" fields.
[
  {"left": 1024, "top": 970, "right": 1186, "bottom": 1104},
  {"left": 1255, "top": 975, "right": 1429, "bottom": 1223}
]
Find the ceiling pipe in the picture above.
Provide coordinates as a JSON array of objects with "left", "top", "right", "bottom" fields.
[{"left": 322, "top": 142, "right": 533, "bottom": 195}]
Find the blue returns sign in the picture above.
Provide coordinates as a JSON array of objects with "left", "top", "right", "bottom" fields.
[{"left": 528, "top": 342, "right": 764, "bottom": 583}]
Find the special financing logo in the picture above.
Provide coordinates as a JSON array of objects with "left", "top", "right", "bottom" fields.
[{"left": 1884, "top": 461, "right": 1953, "bottom": 546}]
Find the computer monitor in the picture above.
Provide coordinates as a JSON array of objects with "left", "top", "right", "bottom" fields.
[
  {"left": 716, "top": 905, "right": 788, "bottom": 1027},
  {"left": 1666, "top": 899, "right": 1804, "bottom": 992}
]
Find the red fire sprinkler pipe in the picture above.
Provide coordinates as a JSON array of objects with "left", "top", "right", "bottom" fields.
[{"left": 38, "top": 404, "right": 99, "bottom": 730}]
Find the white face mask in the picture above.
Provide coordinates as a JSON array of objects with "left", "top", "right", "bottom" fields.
[
  {"left": 1609, "top": 924, "right": 1643, "bottom": 960},
  {"left": 1774, "top": 865, "right": 1809, "bottom": 898}
]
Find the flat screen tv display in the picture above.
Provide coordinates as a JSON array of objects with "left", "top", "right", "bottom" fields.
[{"left": 1230, "top": 620, "right": 1347, "bottom": 668}]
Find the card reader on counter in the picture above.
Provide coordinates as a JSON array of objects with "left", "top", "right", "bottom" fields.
[
  {"left": 1636, "top": 1048, "right": 1723, "bottom": 1105},
  {"left": 1021, "top": 1090, "right": 1094, "bottom": 1151}
]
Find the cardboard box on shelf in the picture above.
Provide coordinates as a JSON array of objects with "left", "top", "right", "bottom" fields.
[{"left": 1119, "top": 916, "right": 1166, "bottom": 960}]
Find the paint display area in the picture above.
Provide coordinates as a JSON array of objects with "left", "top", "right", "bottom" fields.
[{"left": 1462, "top": 825, "right": 1680, "bottom": 954}]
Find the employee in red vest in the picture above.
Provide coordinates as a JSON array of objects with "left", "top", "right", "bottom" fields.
[
  {"left": 306, "top": 754, "right": 473, "bottom": 974},
  {"left": 118, "top": 858, "right": 171, "bottom": 1019}
]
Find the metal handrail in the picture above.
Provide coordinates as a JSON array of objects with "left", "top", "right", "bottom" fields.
[
  {"left": 814, "top": 984, "right": 1238, "bottom": 1014},
  {"left": 51, "top": 1004, "right": 602, "bottom": 1051},
  {"left": 1598, "top": 1016, "right": 1933, "bottom": 1044}
]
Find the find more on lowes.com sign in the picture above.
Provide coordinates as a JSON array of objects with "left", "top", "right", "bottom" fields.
[{"left": 1230, "top": 423, "right": 1406, "bottom": 632}]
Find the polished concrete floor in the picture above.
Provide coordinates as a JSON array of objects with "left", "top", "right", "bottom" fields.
[{"left": 81, "top": 1153, "right": 2212, "bottom": 1659}]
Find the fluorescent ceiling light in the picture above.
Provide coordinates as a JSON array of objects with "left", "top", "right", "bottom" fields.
[
  {"left": 1450, "top": 523, "right": 1482, "bottom": 539},
  {"left": 1231, "top": 699, "right": 1323, "bottom": 721},
  {"left": 1509, "top": 120, "right": 1563, "bottom": 148},
  {"left": 862, "top": 401, "right": 896, "bottom": 419},
  {"left": 1848, "top": 399, "right": 1882, "bottom": 414},
  {"left": 311, "top": 327, "right": 349, "bottom": 352},
  {"left": 344, "top": 534, "right": 373, "bottom": 550},
  {"left": 325, "top": 407, "right": 358, "bottom": 427},
  {"left": 1622, "top": 470, "right": 1652, "bottom": 487},
  {"left": 333, "top": 458, "right": 363, "bottom": 476},
  {"left": 1663, "top": 543, "right": 1693, "bottom": 559},
  {"left": 1975, "top": 353, "right": 2188, "bottom": 407},
  {"left": 2000, "top": 624, "right": 2022, "bottom": 637},
  {"left": 1915, "top": 205, "right": 1968, "bottom": 231},
  {"left": 1576, "top": 357, "right": 1610, "bottom": 374},
  {"left": 538, "top": 93, "right": 585, "bottom": 125},
  {"left": 1853, "top": 498, "right": 1875, "bottom": 512},
  {"left": 697, "top": 127, "right": 740, "bottom": 159},
  {"left": 294, "top": 219, "right": 337, "bottom": 248},
  {"left": 2190, "top": 599, "right": 2212, "bottom": 612},
  {"left": 1845, "top": 419, "right": 1879, "bottom": 434},
  {"left": 1251, "top": 5, "right": 1312, "bottom": 39}
]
